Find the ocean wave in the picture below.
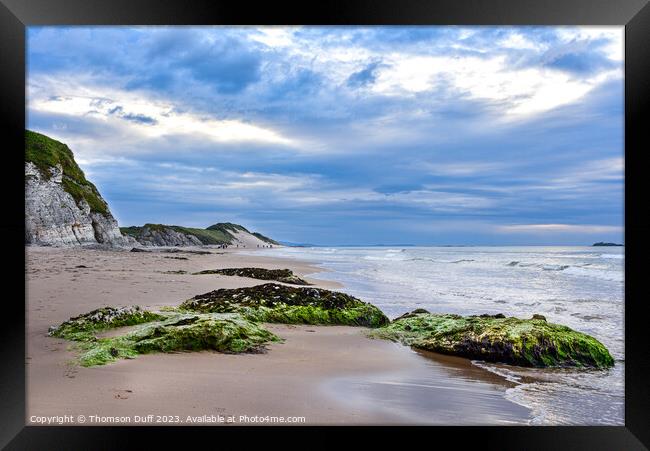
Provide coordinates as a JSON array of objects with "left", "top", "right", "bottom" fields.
[
  {"left": 473, "top": 362, "right": 624, "bottom": 426},
  {"left": 570, "top": 312, "right": 606, "bottom": 321},
  {"left": 505, "top": 260, "right": 620, "bottom": 279},
  {"left": 545, "top": 298, "right": 610, "bottom": 304},
  {"left": 273, "top": 245, "right": 623, "bottom": 426},
  {"left": 506, "top": 261, "right": 541, "bottom": 268},
  {"left": 507, "top": 261, "right": 570, "bottom": 271},
  {"left": 409, "top": 257, "right": 438, "bottom": 262},
  {"left": 362, "top": 254, "right": 409, "bottom": 262},
  {"left": 600, "top": 254, "right": 624, "bottom": 259},
  {"left": 542, "top": 265, "right": 570, "bottom": 271},
  {"left": 562, "top": 266, "right": 622, "bottom": 282},
  {"left": 471, "top": 361, "right": 523, "bottom": 384}
]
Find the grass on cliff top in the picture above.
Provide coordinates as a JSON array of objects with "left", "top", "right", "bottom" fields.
[
  {"left": 175, "top": 226, "right": 233, "bottom": 244},
  {"left": 207, "top": 222, "right": 280, "bottom": 245},
  {"left": 207, "top": 223, "right": 248, "bottom": 233},
  {"left": 206, "top": 223, "right": 278, "bottom": 244},
  {"left": 251, "top": 232, "right": 280, "bottom": 245},
  {"left": 119, "top": 223, "right": 279, "bottom": 246},
  {"left": 120, "top": 224, "right": 235, "bottom": 245},
  {"left": 25, "top": 130, "right": 109, "bottom": 215}
]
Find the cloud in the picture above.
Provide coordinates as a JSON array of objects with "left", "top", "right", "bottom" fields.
[
  {"left": 419, "top": 161, "right": 512, "bottom": 177},
  {"left": 182, "top": 37, "right": 262, "bottom": 93},
  {"left": 347, "top": 61, "right": 385, "bottom": 88},
  {"left": 29, "top": 81, "right": 296, "bottom": 147},
  {"left": 369, "top": 53, "right": 620, "bottom": 117},
  {"left": 26, "top": 26, "right": 624, "bottom": 244}
]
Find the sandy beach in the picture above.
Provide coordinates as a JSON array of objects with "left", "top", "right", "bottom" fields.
[{"left": 26, "top": 245, "right": 532, "bottom": 425}]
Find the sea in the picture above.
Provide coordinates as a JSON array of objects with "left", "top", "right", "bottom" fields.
[{"left": 249, "top": 245, "right": 624, "bottom": 425}]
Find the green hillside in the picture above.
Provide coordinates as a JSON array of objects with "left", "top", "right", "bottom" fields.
[
  {"left": 120, "top": 222, "right": 279, "bottom": 245},
  {"left": 25, "top": 130, "right": 109, "bottom": 215}
]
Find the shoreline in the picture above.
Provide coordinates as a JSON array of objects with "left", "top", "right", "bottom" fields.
[{"left": 26, "top": 245, "right": 532, "bottom": 425}]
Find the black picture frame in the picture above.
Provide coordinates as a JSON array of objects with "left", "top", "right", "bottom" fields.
[{"left": 1, "top": 0, "right": 648, "bottom": 448}]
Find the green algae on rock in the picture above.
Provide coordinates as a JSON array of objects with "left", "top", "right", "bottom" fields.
[
  {"left": 48, "top": 306, "right": 165, "bottom": 341},
  {"left": 369, "top": 311, "right": 614, "bottom": 368},
  {"left": 180, "top": 283, "right": 389, "bottom": 328},
  {"left": 127, "top": 313, "right": 278, "bottom": 354},
  {"left": 193, "top": 267, "right": 311, "bottom": 285},
  {"left": 51, "top": 310, "right": 280, "bottom": 367}
]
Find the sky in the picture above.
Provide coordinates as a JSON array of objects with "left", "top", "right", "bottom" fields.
[{"left": 27, "top": 26, "right": 624, "bottom": 246}]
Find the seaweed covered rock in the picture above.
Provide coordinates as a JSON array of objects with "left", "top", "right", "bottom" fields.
[
  {"left": 128, "top": 314, "right": 277, "bottom": 354},
  {"left": 48, "top": 306, "right": 164, "bottom": 341},
  {"left": 369, "top": 311, "right": 614, "bottom": 368},
  {"left": 193, "top": 267, "right": 311, "bottom": 285},
  {"left": 51, "top": 309, "right": 279, "bottom": 366},
  {"left": 180, "top": 283, "right": 389, "bottom": 328},
  {"left": 394, "top": 308, "right": 430, "bottom": 321}
]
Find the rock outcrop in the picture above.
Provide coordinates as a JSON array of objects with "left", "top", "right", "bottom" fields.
[
  {"left": 122, "top": 224, "right": 204, "bottom": 247},
  {"left": 180, "top": 283, "right": 390, "bottom": 327},
  {"left": 369, "top": 311, "right": 614, "bottom": 368},
  {"left": 49, "top": 307, "right": 279, "bottom": 366},
  {"left": 25, "top": 130, "right": 131, "bottom": 247},
  {"left": 48, "top": 295, "right": 615, "bottom": 369},
  {"left": 193, "top": 268, "right": 311, "bottom": 285}
]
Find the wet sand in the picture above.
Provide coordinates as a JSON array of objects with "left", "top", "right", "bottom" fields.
[{"left": 26, "top": 246, "right": 531, "bottom": 425}]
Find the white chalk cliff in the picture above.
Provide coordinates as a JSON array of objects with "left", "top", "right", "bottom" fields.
[{"left": 25, "top": 131, "right": 130, "bottom": 246}]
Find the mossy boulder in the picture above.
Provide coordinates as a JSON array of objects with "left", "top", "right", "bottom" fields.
[
  {"left": 50, "top": 309, "right": 280, "bottom": 366},
  {"left": 180, "top": 283, "right": 389, "bottom": 328},
  {"left": 126, "top": 313, "right": 278, "bottom": 354},
  {"left": 48, "top": 306, "right": 164, "bottom": 341},
  {"left": 193, "top": 267, "right": 311, "bottom": 285},
  {"left": 369, "top": 311, "right": 614, "bottom": 368}
]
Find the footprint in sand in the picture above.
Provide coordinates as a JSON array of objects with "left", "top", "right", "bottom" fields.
[{"left": 113, "top": 389, "right": 133, "bottom": 400}]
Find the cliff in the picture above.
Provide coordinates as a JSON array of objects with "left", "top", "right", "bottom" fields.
[
  {"left": 121, "top": 223, "right": 279, "bottom": 248},
  {"left": 25, "top": 130, "right": 131, "bottom": 246}
]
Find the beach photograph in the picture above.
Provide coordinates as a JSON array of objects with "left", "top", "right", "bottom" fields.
[{"left": 25, "top": 25, "right": 624, "bottom": 426}]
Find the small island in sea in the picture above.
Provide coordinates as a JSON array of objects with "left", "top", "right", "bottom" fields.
[{"left": 592, "top": 242, "right": 624, "bottom": 247}]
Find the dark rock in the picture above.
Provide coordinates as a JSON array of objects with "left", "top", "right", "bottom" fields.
[
  {"left": 369, "top": 313, "right": 615, "bottom": 368},
  {"left": 193, "top": 267, "right": 311, "bottom": 285},
  {"left": 48, "top": 306, "right": 164, "bottom": 340},
  {"left": 478, "top": 313, "right": 506, "bottom": 319},
  {"left": 394, "top": 308, "right": 430, "bottom": 321},
  {"left": 180, "top": 283, "right": 389, "bottom": 327}
]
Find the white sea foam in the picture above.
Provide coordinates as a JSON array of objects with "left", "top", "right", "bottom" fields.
[
  {"left": 600, "top": 253, "right": 624, "bottom": 259},
  {"left": 247, "top": 245, "right": 624, "bottom": 425}
]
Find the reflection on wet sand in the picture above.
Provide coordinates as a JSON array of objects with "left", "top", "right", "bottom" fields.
[{"left": 323, "top": 348, "right": 533, "bottom": 425}]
